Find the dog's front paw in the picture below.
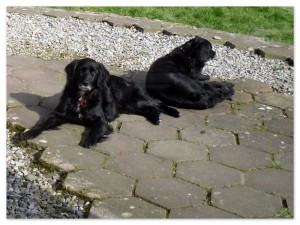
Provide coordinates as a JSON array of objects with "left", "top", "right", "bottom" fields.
[{"left": 81, "top": 140, "right": 96, "bottom": 148}]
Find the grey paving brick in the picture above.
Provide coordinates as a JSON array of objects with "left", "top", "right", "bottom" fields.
[
  {"left": 107, "top": 152, "right": 172, "bottom": 178},
  {"left": 181, "top": 126, "right": 236, "bottom": 147},
  {"left": 255, "top": 92, "right": 293, "bottom": 109},
  {"left": 188, "top": 102, "right": 231, "bottom": 115},
  {"left": 235, "top": 102, "right": 285, "bottom": 120},
  {"left": 135, "top": 177, "right": 206, "bottom": 209},
  {"left": 95, "top": 133, "right": 144, "bottom": 154},
  {"left": 210, "top": 145, "right": 271, "bottom": 170},
  {"left": 11, "top": 67, "right": 58, "bottom": 83},
  {"left": 30, "top": 125, "right": 82, "bottom": 148},
  {"left": 264, "top": 118, "right": 293, "bottom": 137},
  {"left": 147, "top": 140, "right": 207, "bottom": 162},
  {"left": 116, "top": 114, "right": 146, "bottom": 122},
  {"left": 7, "top": 76, "right": 28, "bottom": 95},
  {"left": 231, "top": 79, "right": 273, "bottom": 94},
  {"left": 208, "top": 114, "right": 259, "bottom": 132},
  {"left": 230, "top": 90, "right": 253, "bottom": 103},
  {"left": 27, "top": 80, "right": 64, "bottom": 97},
  {"left": 63, "top": 169, "right": 135, "bottom": 199},
  {"left": 40, "top": 145, "right": 105, "bottom": 172},
  {"left": 120, "top": 121, "right": 177, "bottom": 141},
  {"left": 176, "top": 161, "right": 242, "bottom": 188},
  {"left": 169, "top": 205, "right": 240, "bottom": 218},
  {"left": 7, "top": 106, "right": 51, "bottom": 129},
  {"left": 274, "top": 152, "right": 293, "bottom": 171},
  {"left": 89, "top": 197, "right": 166, "bottom": 218},
  {"left": 238, "top": 131, "right": 293, "bottom": 154},
  {"left": 211, "top": 186, "right": 282, "bottom": 218},
  {"left": 160, "top": 109, "right": 205, "bottom": 128},
  {"left": 7, "top": 55, "right": 46, "bottom": 68},
  {"left": 244, "top": 169, "right": 293, "bottom": 197}
]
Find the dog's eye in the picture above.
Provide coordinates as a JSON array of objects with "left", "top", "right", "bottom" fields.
[{"left": 81, "top": 67, "right": 87, "bottom": 73}]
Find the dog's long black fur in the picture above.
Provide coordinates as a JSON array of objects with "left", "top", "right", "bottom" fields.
[
  {"left": 146, "top": 36, "right": 235, "bottom": 109},
  {"left": 14, "top": 58, "right": 180, "bottom": 148}
]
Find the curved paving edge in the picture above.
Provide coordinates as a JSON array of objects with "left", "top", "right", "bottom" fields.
[
  {"left": 7, "top": 6, "right": 293, "bottom": 61},
  {"left": 7, "top": 55, "right": 294, "bottom": 218}
]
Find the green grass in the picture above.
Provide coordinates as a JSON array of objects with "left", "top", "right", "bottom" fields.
[{"left": 56, "top": 7, "right": 293, "bottom": 45}]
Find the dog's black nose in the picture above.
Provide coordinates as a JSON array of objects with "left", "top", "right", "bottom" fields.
[{"left": 83, "top": 81, "right": 89, "bottom": 86}]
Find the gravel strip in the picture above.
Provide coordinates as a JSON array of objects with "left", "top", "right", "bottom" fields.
[
  {"left": 6, "top": 12, "right": 293, "bottom": 95},
  {"left": 6, "top": 130, "right": 90, "bottom": 218}
]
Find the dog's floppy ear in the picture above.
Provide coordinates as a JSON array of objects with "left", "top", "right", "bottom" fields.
[
  {"left": 65, "top": 59, "right": 79, "bottom": 83},
  {"left": 97, "top": 62, "right": 110, "bottom": 87},
  {"left": 193, "top": 36, "right": 212, "bottom": 62}
]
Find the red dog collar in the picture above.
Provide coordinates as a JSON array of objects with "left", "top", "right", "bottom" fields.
[{"left": 79, "top": 97, "right": 87, "bottom": 106}]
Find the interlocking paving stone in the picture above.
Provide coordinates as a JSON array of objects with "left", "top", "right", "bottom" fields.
[
  {"left": 120, "top": 121, "right": 177, "bottom": 141},
  {"left": 264, "top": 118, "right": 293, "bottom": 137},
  {"left": 7, "top": 55, "right": 46, "bottom": 68},
  {"left": 211, "top": 186, "right": 282, "bottom": 218},
  {"left": 160, "top": 109, "right": 205, "bottom": 128},
  {"left": 244, "top": 169, "right": 293, "bottom": 197},
  {"left": 176, "top": 161, "right": 242, "bottom": 188},
  {"left": 7, "top": 106, "right": 51, "bottom": 129},
  {"left": 230, "top": 90, "right": 253, "bottom": 103},
  {"left": 238, "top": 131, "right": 293, "bottom": 154},
  {"left": 11, "top": 67, "right": 58, "bottom": 83},
  {"left": 135, "top": 177, "right": 206, "bottom": 209},
  {"left": 89, "top": 197, "right": 166, "bottom": 218},
  {"left": 147, "top": 140, "right": 207, "bottom": 162},
  {"left": 30, "top": 125, "right": 82, "bottom": 148},
  {"left": 210, "top": 145, "right": 271, "bottom": 170},
  {"left": 95, "top": 132, "right": 144, "bottom": 154},
  {"left": 116, "top": 114, "right": 146, "bottom": 122},
  {"left": 231, "top": 79, "right": 273, "bottom": 94},
  {"left": 188, "top": 102, "right": 231, "bottom": 115},
  {"left": 27, "top": 79, "right": 64, "bottom": 97},
  {"left": 181, "top": 126, "right": 236, "bottom": 147},
  {"left": 207, "top": 114, "right": 259, "bottom": 132},
  {"left": 63, "top": 169, "right": 135, "bottom": 199},
  {"left": 40, "top": 145, "right": 106, "bottom": 172},
  {"left": 107, "top": 152, "right": 172, "bottom": 178},
  {"left": 235, "top": 102, "right": 285, "bottom": 120},
  {"left": 169, "top": 205, "right": 240, "bottom": 218},
  {"left": 274, "top": 152, "right": 293, "bottom": 171},
  {"left": 7, "top": 76, "right": 28, "bottom": 96},
  {"left": 255, "top": 92, "right": 293, "bottom": 109}
]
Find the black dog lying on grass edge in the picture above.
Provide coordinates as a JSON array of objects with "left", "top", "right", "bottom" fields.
[
  {"left": 13, "top": 58, "right": 180, "bottom": 148},
  {"left": 146, "top": 36, "right": 235, "bottom": 109}
]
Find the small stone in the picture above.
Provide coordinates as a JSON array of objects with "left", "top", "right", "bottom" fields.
[
  {"left": 254, "top": 48, "right": 265, "bottom": 58},
  {"left": 213, "top": 36, "right": 222, "bottom": 40},
  {"left": 224, "top": 41, "right": 235, "bottom": 49}
]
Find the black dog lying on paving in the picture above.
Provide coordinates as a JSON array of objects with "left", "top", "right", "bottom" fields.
[
  {"left": 146, "top": 36, "right": 235, "bottom": 109},
  {"left": 13, "top": 58, "right": 180, "bottom": 148}
]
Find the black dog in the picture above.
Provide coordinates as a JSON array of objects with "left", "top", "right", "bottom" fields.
[
  {"left": 14, "top": 58, "right": 180, "bottom": 148},
  {"left": 146, "top": 36, "right": 234, "bottom": 109}
]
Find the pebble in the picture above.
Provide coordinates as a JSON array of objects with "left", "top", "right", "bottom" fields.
[{"left": 6, "top": 12, "right": 293, "bottom": 95}]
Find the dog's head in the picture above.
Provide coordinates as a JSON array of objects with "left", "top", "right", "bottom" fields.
[
  {"left": 189, "top": 36, "right": 216, "bottom": 63},
  {"left": 65, "top": 58, "right": 109, "bottom": 93}
]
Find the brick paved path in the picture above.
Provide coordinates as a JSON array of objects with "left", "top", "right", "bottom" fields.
[{"left": 7, "top": 55, "right": 293, "bottom": 218}]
